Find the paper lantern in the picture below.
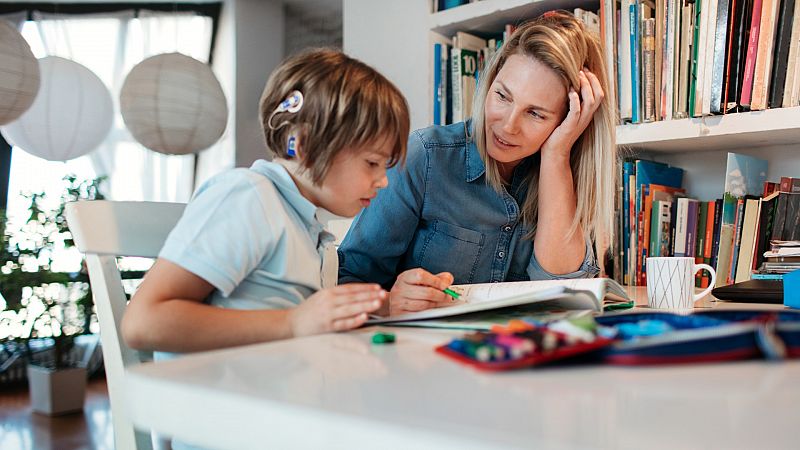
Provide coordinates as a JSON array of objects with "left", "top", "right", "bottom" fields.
[
  {"left": 0, "top": 20, "right": 40, "bottom": 125},
  {"left": 120, "top": 53, "right": 228, "bottom": 155},
  {"left": 0, "top": 56, "right": 113, "bottom": 161}
]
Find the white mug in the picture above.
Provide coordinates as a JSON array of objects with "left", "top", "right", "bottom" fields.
[{"left": 645, "top": 257, "right": 717, "bottom": 310}]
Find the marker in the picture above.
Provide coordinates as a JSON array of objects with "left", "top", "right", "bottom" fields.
[{"left": 443, "top": 288, "right": 460, "bottom": 300}]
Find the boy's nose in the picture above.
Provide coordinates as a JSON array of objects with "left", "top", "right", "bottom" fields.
[{"left": 376, "top": 173, "right": 388, "bottom": 189}]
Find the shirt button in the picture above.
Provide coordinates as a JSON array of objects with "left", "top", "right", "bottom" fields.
[
  {"left": 503, "top": 226, "right": 512, "bottom": 232},
  {"left": 498, "top": 251, "right": 505, "bottom": 258}
]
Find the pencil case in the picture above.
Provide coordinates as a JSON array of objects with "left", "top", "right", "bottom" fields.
[
  {"left": 595, "top": 310, "right": 800, "bottom": 365},
  {"left": 434, "top": 320, "right": 615, "bottom": 371}
]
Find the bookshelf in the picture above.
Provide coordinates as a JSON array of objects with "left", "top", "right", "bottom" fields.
[
  {"left": 343, "top": 0, "right": 800, "bottom": 286},
  {"left": 344, "top": 0, "right": 800, "bottom": 187},
  {"left": 430, "top": 0, "right": 596, "bottom": 36},
  {"left": 617, "top": 106, "right": 800, "bottom": 152}
]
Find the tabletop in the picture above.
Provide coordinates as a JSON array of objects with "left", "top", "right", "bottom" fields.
[{"left": 124, "top": 287, "right": 800, "bottom": 450}]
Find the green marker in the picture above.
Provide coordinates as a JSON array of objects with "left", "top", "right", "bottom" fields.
[{"left": 443, "top": 288, "right": 461, "bottom": 299}]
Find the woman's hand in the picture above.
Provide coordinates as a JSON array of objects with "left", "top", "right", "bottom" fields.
[
  {"left": 540, "top": 68, "right": 604, "bottom": 160},
  {"left": 288, "top": 284, "right": 386, "bottom": 337},
  {"left": 387, "top": 268, "right": 454, "bottom": 316}
]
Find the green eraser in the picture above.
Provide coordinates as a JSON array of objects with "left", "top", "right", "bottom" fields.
[{"left": 371, "top": 332, "right": 396, "bottom": 344}]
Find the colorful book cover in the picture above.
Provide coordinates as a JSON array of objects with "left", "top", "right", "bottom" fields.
[{"left": 714, "top": 152, "right": 768, "bottom": 286}]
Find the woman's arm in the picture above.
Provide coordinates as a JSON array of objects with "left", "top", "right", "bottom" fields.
[
  {"left": 534, "top": 154, "right": 586, "bottom": 274},
  {"left": 535, "top": 69, "right": 604, "bottom": 274},
  {"left": 122, "top": 259, "right": 385, "bottom": 353}
]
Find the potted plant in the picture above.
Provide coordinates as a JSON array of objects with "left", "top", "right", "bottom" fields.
[{"left": 0, "top": 175, "right": 104, "bottom": 415}]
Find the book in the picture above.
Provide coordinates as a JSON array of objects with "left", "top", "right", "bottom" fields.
[
  {"left": 724, "top": 0, "right": 751, "bottom": 112},
  {"left": 710, "top": 0, "right": 732, "bottom": 113},
  {"left": 782, "top": 0, "right": 800, "bottom": 106},
  {"left": 768, "top": 0, "right": 796, "bottom": 107},
  {"left": 750, "top": 0, "right": 780, "bottom": 110},
  {"left": 734, "top": 197, "right": 761, "bottom": 282},
  {"left": 366, "top": 278, "right": 631, "bottom": 324},
  {"left": 740, "top": 0, "right": 765, "bottom": 107}
]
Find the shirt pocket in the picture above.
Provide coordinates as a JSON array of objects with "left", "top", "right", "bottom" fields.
[{"left": 416, "top": 219, "right": 484, "bottom": 284}]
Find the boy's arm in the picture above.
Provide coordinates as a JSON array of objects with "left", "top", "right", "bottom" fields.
[
  {"left": 122, "top": 259, "right": 385, "bottom": 353},
  {"left": 122, "top": 259, "right": 292, "bottom": 352}
]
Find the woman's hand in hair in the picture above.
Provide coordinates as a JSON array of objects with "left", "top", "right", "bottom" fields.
[
  {"left": 540, "top": 68, "right": 604, "bottom": 160},
  {"left": 387, "top": 268, "right": 455, "bottom": 316}
]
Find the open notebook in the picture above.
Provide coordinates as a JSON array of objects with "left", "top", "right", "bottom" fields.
[{"left": 367, "top": 278, "right": 630, "bottom": 325}]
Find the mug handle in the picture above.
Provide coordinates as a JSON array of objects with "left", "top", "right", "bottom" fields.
[{"left": 693, "top": 263, "right": 717, "bottom": 301}]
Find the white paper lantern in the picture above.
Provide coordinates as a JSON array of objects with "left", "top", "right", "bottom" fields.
[
  {"left": 0, "top": 20, "right": 40, "bottom": 125},
  {"left": 0, "top": 56, "right": 113, "bottom": 161},
  {"left": 120, "top": 53, "right": 228, "bottom": 155}
]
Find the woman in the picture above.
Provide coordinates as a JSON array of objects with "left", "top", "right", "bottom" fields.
[{"left": 338, "top": 11, "right": 617, "bottom": 316}]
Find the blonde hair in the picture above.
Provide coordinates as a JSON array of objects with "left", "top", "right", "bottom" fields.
[
  {"left": 471, "top": 11, "right": 617, "bottom": 249},
  {"left": 259, "top": 48, "right": 410, "bottom": 184}
]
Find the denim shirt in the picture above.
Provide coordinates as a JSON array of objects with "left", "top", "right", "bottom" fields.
[{"left": 338, "top": 121, "right": 599, "bottom": 289}]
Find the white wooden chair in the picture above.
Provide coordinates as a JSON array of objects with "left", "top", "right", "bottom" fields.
[{"left": 65, "top": 200, "right": 186, "bottom": 450}]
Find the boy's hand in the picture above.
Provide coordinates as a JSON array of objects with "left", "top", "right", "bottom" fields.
[
  {"left": 288, "top": 284, "right": 386, "bottom": 337},
  {"left": 388, "top": 268, "right": 454, "bottom": 316}
]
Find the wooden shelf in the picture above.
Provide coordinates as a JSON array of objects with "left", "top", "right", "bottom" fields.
[
  {"left": 616, "top": 106, "right": 800, "bottom": 153},
  {"left": 429, "top": 0, "right": 597, "bottom": 37}
]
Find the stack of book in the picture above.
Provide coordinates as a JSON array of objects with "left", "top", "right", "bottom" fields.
[{"left": 756, "top": 241, "right": 800, "bottom": 278}]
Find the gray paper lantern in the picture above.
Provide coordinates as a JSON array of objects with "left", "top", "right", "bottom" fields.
[
  {"left": 0, "top": 20, "right": 40, "bottom": 125},
  {"left": 120, "top": 53, "right": 228, "bottom": 155},
  {"left": 0, "top": 56, "right": 113, "bottom": 161}
]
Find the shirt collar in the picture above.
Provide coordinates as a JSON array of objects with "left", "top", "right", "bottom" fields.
[
  {"left": 251, "top": 159, "right": 321, "bottom": 231},
  {"left": 464, "top": 119, "right": 486, "bottom": 183}
]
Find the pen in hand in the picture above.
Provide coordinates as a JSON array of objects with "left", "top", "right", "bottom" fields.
[{"left": 443, "top": 288, "right": 460, "bottom": 301}]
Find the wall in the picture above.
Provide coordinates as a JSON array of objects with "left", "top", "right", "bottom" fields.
[{"left": 343, "top": 0, "right": 430, "bottom": 132}]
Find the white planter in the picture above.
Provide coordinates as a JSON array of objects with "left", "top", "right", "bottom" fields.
[{"left": 27, "top": 364, "right": 87, "bottom": 415}]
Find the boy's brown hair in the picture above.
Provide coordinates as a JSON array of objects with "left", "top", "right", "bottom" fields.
[{"left": 259, "top": 48, "right": 410, "bottom": 184}]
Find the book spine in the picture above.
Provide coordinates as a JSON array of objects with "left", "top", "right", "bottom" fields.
[
  {"left": 709, "top": 199, "right": 722, "bottom": 268},
  {"left": 631, "top": 2, "right": 641, "bottom": 123},
  {"left": 783, "top": 193, "right": 800, "bottom": 240},
  {"left": 751, "top": 0, "right": 779, "bottom": 110},
  {"left": 772, "top": 192, "right": 788, "bottom": 240},
  {"left": 724, "top": 0, "right": 749, "bottom": 112},
  {"left": 741, "top": 0, "right": 765, "bottom": 107},
  {"left": 782, "top": 0, "right": 800, "bottom": 106},
  {"left": 769, "top": 0, "right": 796, "bottom": 107},
  {"left": 700, "top": 0, "right": 721, "bottom": 116},
  {"left": 450, "top": 47, "right": 463, "bottom": 123},
  {"left": 675, "top": 198, "right": 689, "bottom": 256},
  {"left": 686, "top": 199, "right": 699, "bottom": 258},
  {"left": 711, "top": 0, "right": 732, "bottom": 113},
  {"left": 644, "top": 18, "right": 657, "bottom": 121},
  {"left": 728, "top": 198, "right": 746, "bottom": 283},
  {"left": 689, "top": 0, "right": 704, "bottom": 116},
  {"left": 433, "top": 43, "right": 442, "bottom": 125}
]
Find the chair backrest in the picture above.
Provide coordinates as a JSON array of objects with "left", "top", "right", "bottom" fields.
[{"left": 66, "top": 200, "right": 185, "bottom": 450}]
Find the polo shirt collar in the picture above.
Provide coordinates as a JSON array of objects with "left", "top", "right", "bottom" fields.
[{"left": 251, "top": 159, "right": 320, "bottom": 231}]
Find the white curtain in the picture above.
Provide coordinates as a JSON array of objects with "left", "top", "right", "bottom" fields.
[{"left": 29, "top": 9, "right": 220, "bottom": 202}]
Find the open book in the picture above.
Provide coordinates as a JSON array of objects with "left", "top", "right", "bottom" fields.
[{"left": 367, "top": 278, "right": 630, "bottom": 325}]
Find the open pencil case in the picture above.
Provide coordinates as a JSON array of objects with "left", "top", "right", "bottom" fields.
[
  {"left": 595, "top": 310, "right": 800, "bottom": 365},
  {"left": 434, "top": 319, "right": 615, "bottom": 371}
]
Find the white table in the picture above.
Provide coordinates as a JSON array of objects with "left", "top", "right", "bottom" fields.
[{"left": 125, "top": 289, "right": 800, "bottom": 449}]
